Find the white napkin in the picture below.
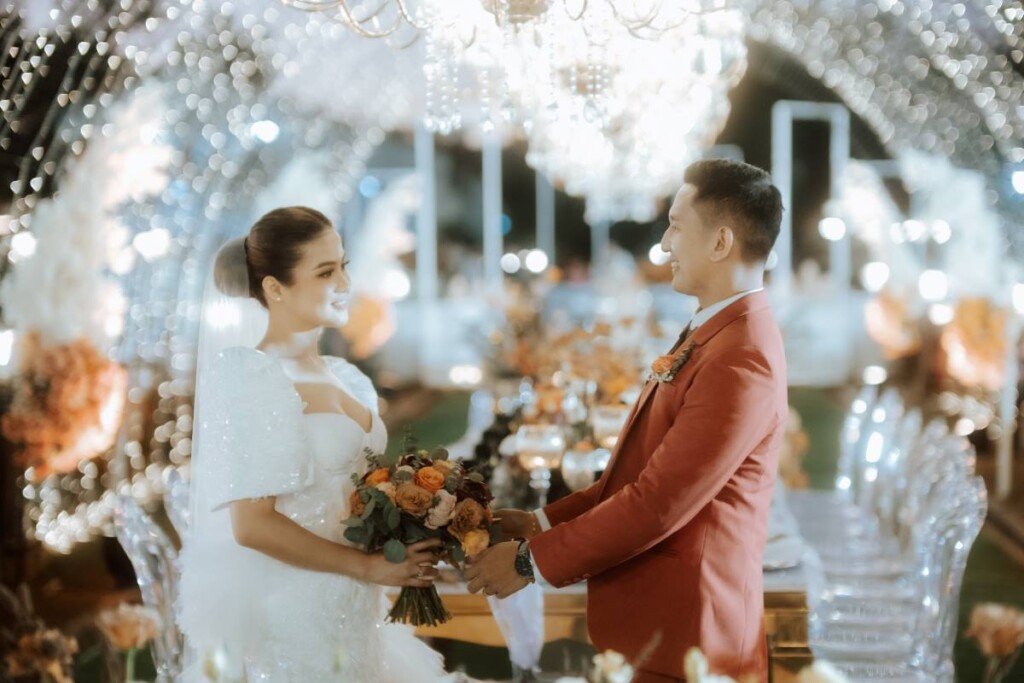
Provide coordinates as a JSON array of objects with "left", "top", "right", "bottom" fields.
[
  {"left": 486, "top": 581, "right": 545, "bottom": 670},
  {"left": 763, "top": 535, "right": 804, "bottom": 570}
]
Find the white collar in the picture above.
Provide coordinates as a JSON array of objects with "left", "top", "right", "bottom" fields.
[{"left": 690, "top": 288, "right": 763, "bottom": 330}]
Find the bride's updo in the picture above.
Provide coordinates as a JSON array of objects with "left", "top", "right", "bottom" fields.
[{"left": 213, "top": 207, "right": 333, "bottom": 306}]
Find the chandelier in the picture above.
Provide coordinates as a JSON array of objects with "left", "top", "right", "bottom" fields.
[{"left": 280, "top": 0, "right": 749, "bottom": 220}]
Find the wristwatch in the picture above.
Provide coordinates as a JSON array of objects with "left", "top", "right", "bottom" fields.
[{"left": 514, "top": 539, "right": 536, "bottom": 583}]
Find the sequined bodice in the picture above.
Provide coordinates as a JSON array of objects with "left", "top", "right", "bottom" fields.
[{"left": 275, "top": 411, "right": 387, "bottom": 543}]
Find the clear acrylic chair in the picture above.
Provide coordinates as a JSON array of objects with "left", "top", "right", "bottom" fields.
[
  {"left": 810, "top": 475, "right": 986, "bottom": 682},
  {"left": 113, "top": 495, "right": 183, "bottom": 683},
  {"left": 163, "top": 467, "right": 190, "bottom": 542}
]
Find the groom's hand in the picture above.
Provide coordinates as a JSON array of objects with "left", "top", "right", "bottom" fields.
[
  {"left": 464, "top": 541, "right": 529, "bottom": 599},
  {"left": 492, "top": 509, "right": 540, "bottom": 542}
]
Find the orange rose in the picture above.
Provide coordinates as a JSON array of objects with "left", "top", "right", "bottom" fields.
[
  {"left": 414, "top": 466, "right": 446, "bottom": 494},
  {"left": 395, "top": 483, "right": 434, "bottom": 517},
  {"left": 349, "top": 490, "right": 366, "bottom": 517},
  {"left": 650, "top": 355, "right": 675, "bottom": 375},
  {"left": 461, "top": 529, "right": 490, "bottom": 557},
  {"left": 365, "top": 468, "right": 391, "bottom": 486},
  {"left": 449, "top": 499, "right": 486, "bottom": 539}
]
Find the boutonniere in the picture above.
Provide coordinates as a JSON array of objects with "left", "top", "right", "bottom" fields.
[{"left": 648, "top": 341, "right": 698, "bottom": 384}]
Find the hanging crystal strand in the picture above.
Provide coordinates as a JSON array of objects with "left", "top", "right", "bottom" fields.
[
  {"left": 420, "top": 0, "right": 459, "bottom": 134},
  {"left": 438, "top": 10, "right": 460, "bottom": 135},
  {"left": 421, "top": 0, "right": 442, "bottom": 132},
  {"left": 479, "top": 56, "right": 494, "bottom": 133},
  {"left": 496, "top": 0, "right": 516, "bottom": 127}
]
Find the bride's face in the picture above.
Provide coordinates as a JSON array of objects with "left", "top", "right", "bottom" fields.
[{"left": 271, "top": 229, "right": 351, "bottom": 328}]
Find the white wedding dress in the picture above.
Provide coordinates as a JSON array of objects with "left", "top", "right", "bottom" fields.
[{"left": 177, "top": 346, "right": 462, "bottom": 682}]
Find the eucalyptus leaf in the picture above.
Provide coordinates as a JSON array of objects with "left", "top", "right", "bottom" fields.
[
  {"left": 386, "top": 506, "right": 401, "bottom": 531},
  {"left": 383, "top": 538, "right": 407, "bottom": 563},
  {"left": 343, "top": 526, "right": 367, "bottom": 545}
]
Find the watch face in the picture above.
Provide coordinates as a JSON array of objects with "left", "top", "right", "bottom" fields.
[{"left": 515, "top": 543, "right": 534, "bottom": 579}]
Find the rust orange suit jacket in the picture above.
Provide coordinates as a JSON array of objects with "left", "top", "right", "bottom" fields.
[{"left": 530, "top": 291, "right": 787, "bottom": 681}]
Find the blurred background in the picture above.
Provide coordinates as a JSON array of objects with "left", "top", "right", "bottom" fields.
[{"left": 0, "top": 1, "right": 1023, "bottom": 682}]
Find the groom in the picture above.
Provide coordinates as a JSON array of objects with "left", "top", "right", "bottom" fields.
[{"left": 466, "top": 159, "right": 787, "bottom": 682}]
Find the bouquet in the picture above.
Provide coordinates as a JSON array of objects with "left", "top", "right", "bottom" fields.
[{"left": 344, "top": 437, "right": 498, "bottom": 626}]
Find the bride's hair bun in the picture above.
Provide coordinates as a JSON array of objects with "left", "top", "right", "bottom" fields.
[
  {"left": 213, "top": 236, "right": 251, "bottom": 298},
  {"left": 213, "top": 207, "right": 333, "bottom": 305}
]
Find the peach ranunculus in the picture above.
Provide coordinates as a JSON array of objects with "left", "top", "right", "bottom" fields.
[
  {"left": 95, "top": 603, "right": 162, "bottom": 651},
  {"left": 426, "top": 490, "right": 457, "bottom": 530},
  {"left": 395, "top": 483, "right": 434, "bottom": 517},
  {"left": 650, "top": 355, "right": 675, "bottom": 375},
  {"left": 414, "top": 466, "right": 446, "bottom": 494},
  {"left": 349, "top": 490, "right": 366, "bottom": 517},
  {"left": 461, "top": 529, "right": 490, "bottom": 558},
  {"left": 965, "top": 602, "right": 1024, "bottom": 658},
  {"left": 448, "top": 499, "right": 486, "bottom": 539},
  {"left": 365, "top": 468, "right": 391, "bottom": 486}
]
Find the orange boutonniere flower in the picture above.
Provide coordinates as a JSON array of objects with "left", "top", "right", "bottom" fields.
[
  {"left": 650, "top": 355, "right": 675, "bottom": 375},
  {"left": 648, "top": 341, "right": 698, "bottom": 383}
]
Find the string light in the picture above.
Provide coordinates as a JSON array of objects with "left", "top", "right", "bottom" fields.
[{"left": 4, "top": 0, "right": 1024, "bottom": 551}]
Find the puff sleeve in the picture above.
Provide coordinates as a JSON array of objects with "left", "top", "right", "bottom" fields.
[{"left": 198, "top": 347, "right": 312, "bottom": 510}]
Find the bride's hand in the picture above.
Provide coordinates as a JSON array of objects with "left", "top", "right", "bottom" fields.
[{"left": 360, "top": 538, "right": 444, "bottom": 587}]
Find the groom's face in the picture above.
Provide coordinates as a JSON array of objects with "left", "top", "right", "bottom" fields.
[{"left": 660, "top": 185, "right": 714, "bottom": 295}]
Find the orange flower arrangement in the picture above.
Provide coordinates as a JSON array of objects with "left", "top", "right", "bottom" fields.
[
  {"left": 340, "top": 292, "right": 396, "bottom": 360},
  {"left": 1, "top": 584, "right": 78, "bottom": 683},
  {"left": 778, "top": 407, "right": 811, "bottom": 490},
  {"left": 965, "top": 602, "right": 1024, "bottom": 682},
  {"left": 394, "top": 483, "right": 434, "bottom": 517},
  {"left": 345, "top": 443, "right": 497, "bottom": 626},
  {"left": 864, "top": 290, "right": 921, "bottom": 361},
  {"left": 365, "top": 467, "right": 391, "bottom": 485},
  {"left": 1, "top": 332, "right": 127, "bottom": 479},
  {"left": 940, "top": 297, "right": 1008, "bottom": 392},
  {"left": 460, "top": 528, "right": 490, "bottom": 557},
  {"left": 414, "top": 466, "right": 447, "bottom": 494}
]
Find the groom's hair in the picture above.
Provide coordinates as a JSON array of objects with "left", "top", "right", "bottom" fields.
[{"left": 684, "top": 159, "right": 783, "bottom": 264}]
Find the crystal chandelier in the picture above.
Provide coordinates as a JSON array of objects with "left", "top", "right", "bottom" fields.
[
  {"left": 498, "top": 2, "right": 748, "bottom": 221},
  {"left": 280, "top": 0, "right": 749, "bottom": 219}
]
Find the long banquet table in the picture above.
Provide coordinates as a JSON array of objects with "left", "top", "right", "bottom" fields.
[{"left": 393, "top": 484, "right": 823, "bottom": 682}]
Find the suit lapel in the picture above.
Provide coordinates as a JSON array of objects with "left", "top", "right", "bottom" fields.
[
  {"left": 596, "top": 378, "right": 658, "bottom": 499},
  {"left": 593, "top": 290, "right": 773, "bottom": 500}
]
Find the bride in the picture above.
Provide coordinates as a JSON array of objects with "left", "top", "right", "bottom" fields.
[{"left": 176, "top": 206, "right": 464, "bottom": 682}]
